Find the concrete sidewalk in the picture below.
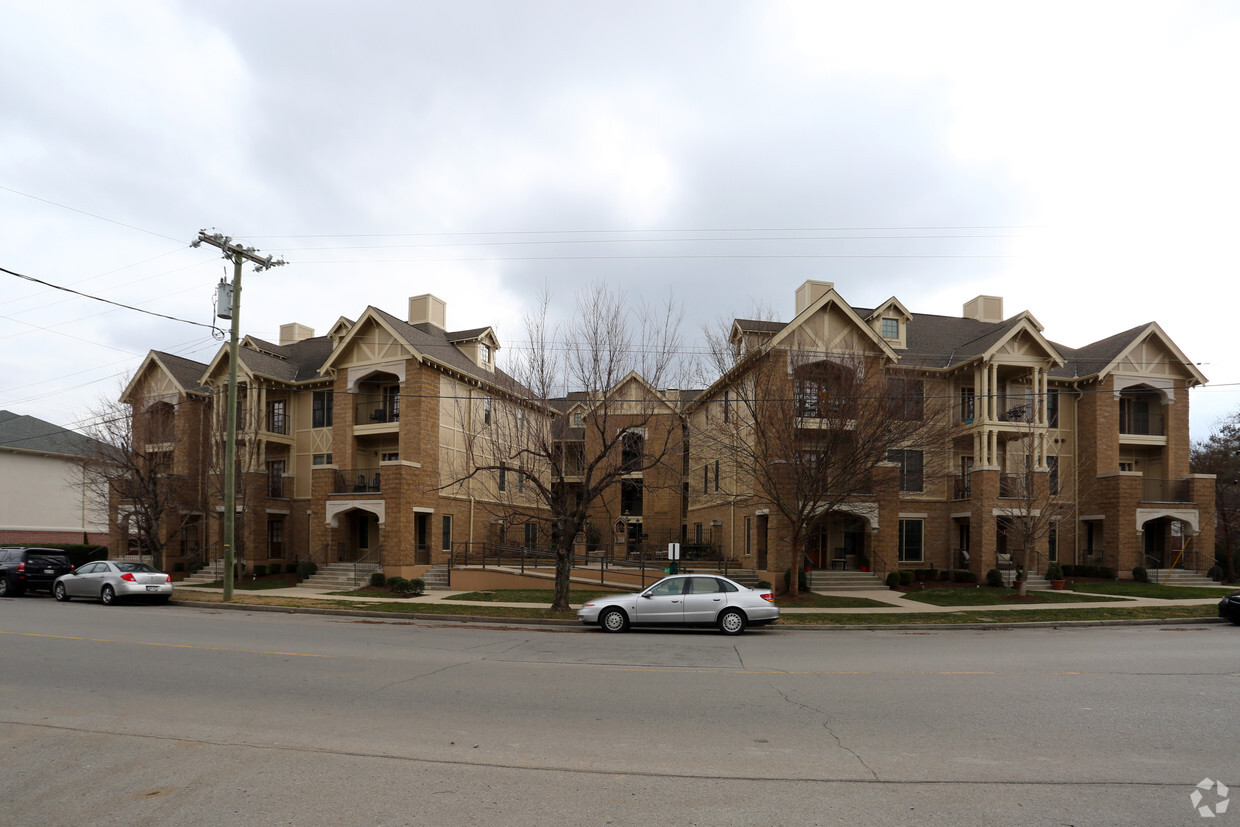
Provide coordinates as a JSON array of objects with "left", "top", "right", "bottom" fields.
[{"left": 171, "top": 584, "right": 1227, "bottom": 614}]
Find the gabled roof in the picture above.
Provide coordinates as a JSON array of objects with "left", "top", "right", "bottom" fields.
[
  {"left": 867, "top": 297, "right": 911, "bottom": 321},
  {"left": 0, "top": 411, "right": 106, "bottom": 458},
  {"left": 1052, "top": 322, "right": 1208, "bottom": 385},
  {"left": 446, "top": 326, "right": 498, "bottom": 345},
  {"left": 768, "top": 284, "right": 900, "bottom": 361},
  {"left": 121, "top": 351, "right": 211, "bottom": 403},
  {"left": 201, "top": 335, "right": 333, "bottom": 387}
]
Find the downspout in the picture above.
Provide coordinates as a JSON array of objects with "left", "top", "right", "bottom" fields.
[{"left": 1073, "top": 384, "right": 1080, "bottom": 570}]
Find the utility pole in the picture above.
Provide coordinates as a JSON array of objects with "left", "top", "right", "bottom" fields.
[{"left": 191, "top": 230, "right": 285, "bottom": 601}]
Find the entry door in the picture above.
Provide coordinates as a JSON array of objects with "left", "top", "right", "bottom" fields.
[
  {"left": 415, "top": 513, "right": 430, "bottom": 564},
  {"left": 633, "top": 577, "right": 685, "bottom": 623},
  {"left": 1144, "top": 527, "right": 1163, "bottom": 567}
]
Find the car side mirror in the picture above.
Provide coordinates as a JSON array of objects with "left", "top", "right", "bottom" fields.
[{"left": 641, "top": 593, "right": 652, "bottom": 599}]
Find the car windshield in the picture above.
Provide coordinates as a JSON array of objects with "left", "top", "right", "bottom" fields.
[{"left": 115, "top": 562, "right": 158, "bottom": 573}]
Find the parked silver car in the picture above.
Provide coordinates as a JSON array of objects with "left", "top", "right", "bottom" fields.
[
  {"left": 577, "top": 574, "right": 778, "bottom": 635},
  {"left": 54, "top": 561, "right": 173, "bottom": 605}
]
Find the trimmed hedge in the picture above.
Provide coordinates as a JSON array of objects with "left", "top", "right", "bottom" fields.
[
  {"left": 296, "top": 560, "right": 318, "bottom": 580},
  {"left": 986, "top": 569, "right": 1005, "bottom": 588},
  {"left": 885, "top": 571, "right": 901, "bottom": 589},
  {"left": 370, "top": 571, "right": 386, "bottom": 588},
  {"left": 1131, "top": 565, "right": 1148, "bottom": 583}
]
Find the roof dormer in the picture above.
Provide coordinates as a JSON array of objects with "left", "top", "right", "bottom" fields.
[
  {"left": 867, "top": 297, "right": 911, "bottom": 350},
  {"left": 447, "top": 327, "right": 501, "bottom": 372}
]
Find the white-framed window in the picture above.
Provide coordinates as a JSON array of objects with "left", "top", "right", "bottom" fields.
[
  {"left": 483, "top": 397, "right": 492, "bottom": 426},
  {"left": 898, "top": 519, "right": 923, "bottom": 562},
  {"left": 442, "top": 515, "right": 453, "bottom": 551},
  {"left": 572, "top": 412, "right": 585, "bottom": 427},
  {"left": 380, "top": 452, "right": 399, "bottom": 462},
  {"left": 481, "top": 343, "right": 491, "bottom": 365},
  {"left": 881, "top": 318, "right": 899, "bottom": 339}
]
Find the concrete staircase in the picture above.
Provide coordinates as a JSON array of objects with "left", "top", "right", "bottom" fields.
[
  {"left": 299, "top": 562, "right": 381, "bottom": 591},
  {"left": 1145, "top": 569, "right": 1223, "bottom": 588},
  {"left": 808, "top": 570, "right": 886, "bottom": 592},
  {"left": 420, "top": 565, "right": 451, "bottom": 591},
  {"left": 179, "top": 560, "right": 230, "bottom": 586},
  {"left": 722, "top": 569, "right": 759, "bottom": 588}
]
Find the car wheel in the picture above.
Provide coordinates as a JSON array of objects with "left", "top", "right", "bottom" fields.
[
  {"left": 718, "top": 609, "right": 747, "bottom": 636},
  {"left": 54, "top": 582, "right": 70, "bottom": 602},
  {"left": 600, "top": 607, "right": 629, "bottom": 633},
  {"left": 101, "top": 585, "right": 116, "bottom": 606},
  {"left": 0, "top": 578, "right": 9, "bottom": 597}
]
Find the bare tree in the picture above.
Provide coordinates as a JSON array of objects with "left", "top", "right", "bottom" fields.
[
  {"left": 1192, "top": 412, "right": 1240, "bottom": 582},
  {"left": 445, "top": 283, "right": 686, "bottom": 611},
  {"left": 992, "top": 421, "right": 1072, "bottom": 596},
  {"left": 695, "top": 340, "right": 953, "bottom": 597},
  {"left": 80, "top": 397, "right": 198, "bottom": 570}
]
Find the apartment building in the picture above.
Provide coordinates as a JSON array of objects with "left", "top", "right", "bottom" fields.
[
  {"left": 118, "top": 281, "right": 1214, "bottom": 583},
  {"left": 686, "top": 280, "right": 1214, "bottom": 581},
  {"left": 118, "top": 295, "right": 538, "bottom": 576}
]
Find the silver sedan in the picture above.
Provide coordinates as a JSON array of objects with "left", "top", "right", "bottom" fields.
[
  {"left": 54, "top": 561, "right": 173, "bottom": 605},
  {"left": 577, "top": 574, "right": 778, "bottom": 635}
]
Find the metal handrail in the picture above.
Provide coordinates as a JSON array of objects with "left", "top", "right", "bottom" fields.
[{"left": 353, "top": 544, "right": 382, "bottom": 588}]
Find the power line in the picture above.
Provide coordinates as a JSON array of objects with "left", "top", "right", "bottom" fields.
[
  {"left": 0, "top": 184, "right": 183, "bottom": 243},
  {"left": 0, "top": 265, "right": 218, "bottom": 330}
]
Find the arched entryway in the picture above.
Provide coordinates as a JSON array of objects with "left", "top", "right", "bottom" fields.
[{"left": 326, "top": 504, "right": 384, "bottom": 563}]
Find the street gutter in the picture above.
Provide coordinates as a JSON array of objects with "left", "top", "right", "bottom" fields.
[{"left": 170, "top": 598, "right": 1227, "bottom": 632}]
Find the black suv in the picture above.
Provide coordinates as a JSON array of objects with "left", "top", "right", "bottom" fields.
[{"left": 0, "top": 547, "right": 75, "bottom": 597}]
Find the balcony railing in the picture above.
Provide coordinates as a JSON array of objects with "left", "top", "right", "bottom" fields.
[
  {"left": 1140, "top": 477, "right": 1192, "bottom": 503},
  {"left": 999, "top": 473, "right": 1031, "bottom": 498},
  {"left": 268, "top": 475, "right": 287, "bottom": 498},
  {"left": 356, "top": 400, "right": 399, "bottom": 425},
  {"left": 953, "top": 477, "right": 972, "bottom": 500},
  {"left": 333, "top": 468, "right": 382, "bottom": 494},
  {"left": 1119, "top": 411, "right": 1165, "bottom": 436}
]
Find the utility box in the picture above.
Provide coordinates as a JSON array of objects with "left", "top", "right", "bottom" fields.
[{"left": 216, "top": 279, "right": 233, "bottom": 319}]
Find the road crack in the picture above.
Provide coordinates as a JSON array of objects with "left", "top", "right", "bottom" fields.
[{"left": 772, "top": 687, "right": 880, "bottom": 781}]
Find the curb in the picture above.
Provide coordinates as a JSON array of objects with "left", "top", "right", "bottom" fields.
[{"left": 170, "top": 598, "right": 1226, "bottom": 632}]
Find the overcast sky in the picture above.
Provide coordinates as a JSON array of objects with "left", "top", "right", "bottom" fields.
[{"left": 2, "top": 1, "right": 1237, "bottom": 439}]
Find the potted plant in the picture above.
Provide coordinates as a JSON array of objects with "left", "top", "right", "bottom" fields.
[
  {"left": 1047, "top": 564, "right": 1066, "bottom": 590},
  {"left": 1012, "top": 565, "right": 1024, "bottom": 589}
]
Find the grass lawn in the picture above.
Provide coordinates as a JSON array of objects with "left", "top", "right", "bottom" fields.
[
  {"left": 777, "top": 604, "right": 1219, "bottom": 625},
  {"left": 902, "top": 587, "right": 1123, "bottom": 607},
  {"left": 444, "top": 589, "right": 619, "bottom": 604},
  {"left": 1069, "top": 581, "right": 1235, "bottom": 600},
  {"left": 185, "top": 575, "right": 300, "bottom": 591},
  {"left": 775, "top": 593, "right": 892, "bottom": 609}
]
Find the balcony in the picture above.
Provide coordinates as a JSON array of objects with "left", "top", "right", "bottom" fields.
[
  {"left": 953, "top": 477, "right": 972, "bottom": 500},
  {"left": 998, "top": 473, "right": 1030, "bottom": 499},
  {"left": 1119, "top": 411, "right": 1165, "bottom": 437},
  {"left": 355, "top": 400, "right": 399, "bottom": 426},
  {"left": 1140, "top": 477, "right": 1192, "bottom": 504},
  {"left": 333, "top": 468, "right": 383, "bottom": 495}
]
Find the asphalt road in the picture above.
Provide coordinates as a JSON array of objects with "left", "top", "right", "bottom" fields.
[{"left": 1, "top": 595, "right": 1236, "bottom": 825}]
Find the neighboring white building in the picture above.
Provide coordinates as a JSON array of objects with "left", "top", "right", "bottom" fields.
[{"left": 0, "top": 411, "right": 109, "bottom": 546}]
